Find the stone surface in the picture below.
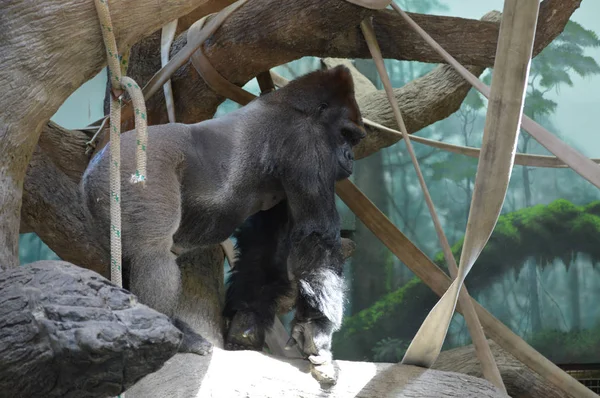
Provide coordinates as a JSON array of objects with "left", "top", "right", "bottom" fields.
[{"left": 0, "top": 260, "right": 182, "bottom": 398}]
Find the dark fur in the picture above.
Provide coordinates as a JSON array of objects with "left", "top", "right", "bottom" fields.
[
  {"left": 223, "top": 201, "right": 293, "bottom": 350},
  {"left": 80, "top": 65, "right": 365, "bottom": 360}
]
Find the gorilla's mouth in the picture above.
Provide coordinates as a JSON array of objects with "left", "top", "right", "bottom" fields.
[{"left": 338, "top": 159, "right": 353, "bottom": 176}]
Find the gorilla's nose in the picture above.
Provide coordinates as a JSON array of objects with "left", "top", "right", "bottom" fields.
[{"left": 345, "top": 151, "right": 354, "bottom": 161}]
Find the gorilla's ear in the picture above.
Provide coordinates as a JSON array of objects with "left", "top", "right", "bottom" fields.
[{"left": 328, "top": 65, "right": 355, "bottom": 94}]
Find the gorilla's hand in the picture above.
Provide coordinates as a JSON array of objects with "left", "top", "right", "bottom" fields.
[{"left": 286, "top": 312, "right": 335, "bottom": 365}]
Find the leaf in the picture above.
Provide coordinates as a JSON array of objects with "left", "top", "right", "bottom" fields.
[
  {"left": 559, "top": 20, "right": 600, "bottom": 48},
  {"left": 524, "top": 89, "right": 557, "bottom": 118}
]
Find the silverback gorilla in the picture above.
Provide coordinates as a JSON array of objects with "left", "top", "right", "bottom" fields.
[{"left": 81, "top": 65, "right": 366, "bottom": 364}]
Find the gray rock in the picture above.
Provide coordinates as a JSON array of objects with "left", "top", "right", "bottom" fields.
[{"left": 0, "top": 260, "right": 182, "bottom": 398}]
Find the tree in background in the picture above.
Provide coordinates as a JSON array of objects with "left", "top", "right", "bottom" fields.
[
  {"left": 345, "top": 0, "right": 449, "bottom": 316},
  {"left": 519, "top": 21, "right": 600, "bottom": 334},
  {"left": 427, "top": 18, "right": 600, "bottom": 342},
  {"left": 340, "top": 16, "right": 600, "bottom": 362}
]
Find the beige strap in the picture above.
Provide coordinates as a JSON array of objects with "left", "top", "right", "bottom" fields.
[
  {"left": 358, "top": 17, "right": 506, "bottom": 392},
  {"left": 187, "top": 16, "right": 255, "bottom": 106},
  {"left": 91, "top": 0, "right": 249, "bottom": 156}
]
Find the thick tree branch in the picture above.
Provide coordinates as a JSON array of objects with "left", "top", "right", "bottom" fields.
[
  {"left": 367, "top": 0, "right": 580, "bottom": 66},
  {"left": 434, "top": 341, "right": 571, "bottom": 398},
  {"left": 118, "top": 0, "right": 579, "bottom": 137},
  {"left": 22, "top": 123, "right": 108, "bottom": 276},
  {"left": 0, "top": 0, "right": 228, "bottom": 267}
]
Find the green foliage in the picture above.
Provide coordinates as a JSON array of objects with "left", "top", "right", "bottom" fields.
[
  {"left": 560, "top": 20, "right": 600, "bottom": 48},
  {"left": 334, "top": 199, "right": 600, "bottom": 361},
  {"left": 340, "top": 278, "right": 422, "bottom": 335},
  {"left": 526, "top": 21, "right": 600, "bottom": 119},
  {"left": 333, "top": 278, "right": 435, "bottom": 360},
  {"left": 530, "top": 322, "right": 600, "bottom": 364},
  {"left": 430, "top": 155, "right": 477, "bottom": 184},
  {"left": 523, "top": 89, "right": 557, "bottom": 119},
  {"left": 467, "top": 21, "right": 600, "bottom": 121},
  {"left": 372, "top": 337, "right": 408, "bottom": 362},
  {"left": 435, "top": 199, "right": 600, "bottom": 287}
]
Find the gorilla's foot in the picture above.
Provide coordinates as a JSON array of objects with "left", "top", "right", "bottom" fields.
[
  {"left": 225, "top": 310, "right": 266, "bottom": 351},
  {"left": 173, "top": 318, "right": 213, "bottom": 355}
]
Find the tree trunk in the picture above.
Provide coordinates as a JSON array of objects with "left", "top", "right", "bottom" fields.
[
  {"left": 434, "top": 341, "right": 573, "bottom": 398},
  {"left": 350, "top": 152, "right": 390, "bottom": 314},
  {"left": 568, "top": 263, "right": 581, "bottom": 331},
  {"left": 341, "top": 60, "right": 391, "bottom": 314},
  {"left": 521, "top": 136, "right": 542, "bottom": 334}
]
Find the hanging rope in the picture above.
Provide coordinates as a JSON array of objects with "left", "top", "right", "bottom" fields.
[
  {"left": 86, "top": 0, "right": 248, "bottom": 158},
  {"left": 94, "top": 0, "right": 148, "bottom": 290},
  {"left": 94, "top": 2, "right": 149, "bottom": 397}
]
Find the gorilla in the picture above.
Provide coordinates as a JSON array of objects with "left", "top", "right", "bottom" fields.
[{"left": 81, "top": 65, "right": 366, "bottom": 364}]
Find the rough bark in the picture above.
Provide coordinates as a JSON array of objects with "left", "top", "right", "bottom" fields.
[
  {"left": 434, "top": 341, "right": 572, "bottom": 398},
  {"left": 21, "top": 124, "right": 109, "bottom": 276},
  {"left": 127, "top": 349, "right": 507, "bottom": 398},
  {"left": 0, "top": 260, "right": 182, "bottom": 398}
]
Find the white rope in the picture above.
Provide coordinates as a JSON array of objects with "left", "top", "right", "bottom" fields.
[{"left": 94, "top": 1, "right": 149, "bottom": 395}]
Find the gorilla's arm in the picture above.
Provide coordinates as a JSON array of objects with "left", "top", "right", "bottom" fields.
[{"left": 283, "top": 152, "right": 345, "bottom": 363}]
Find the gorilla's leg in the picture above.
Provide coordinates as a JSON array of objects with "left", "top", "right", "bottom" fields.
[
  {"left": 129, "top": 246, "right": 180, "bottom": 316},
  {"left": 128, "top": 242, "right": 212, "bottom": 355},
  {"left": 123, "top": 172, "right": 213, "bottom": 356},
  {"left": 224, "top": 201, "right": 293, "bottom": 351}
]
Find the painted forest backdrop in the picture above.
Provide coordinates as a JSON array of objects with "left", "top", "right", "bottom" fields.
[{"left": 21, "top": 0, "right": 600, "bottom": 366}]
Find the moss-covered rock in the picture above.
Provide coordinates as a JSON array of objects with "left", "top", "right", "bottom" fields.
[
  {"left": 333, "top": 278, "right": 434, "bottom": 360},
  {"left": 333, "top": 199, "right": 600, "bottom": 361},
  {"left": 436, "top": 199, "right": 600, "bottom": 288}
]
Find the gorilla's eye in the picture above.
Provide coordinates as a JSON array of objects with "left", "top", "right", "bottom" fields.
[
  {"left": 342, "top": 129, "right": 361, "bottom": 146},
  {"left": 318, "top": 103, "right": 329, "bottom": 112}
]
